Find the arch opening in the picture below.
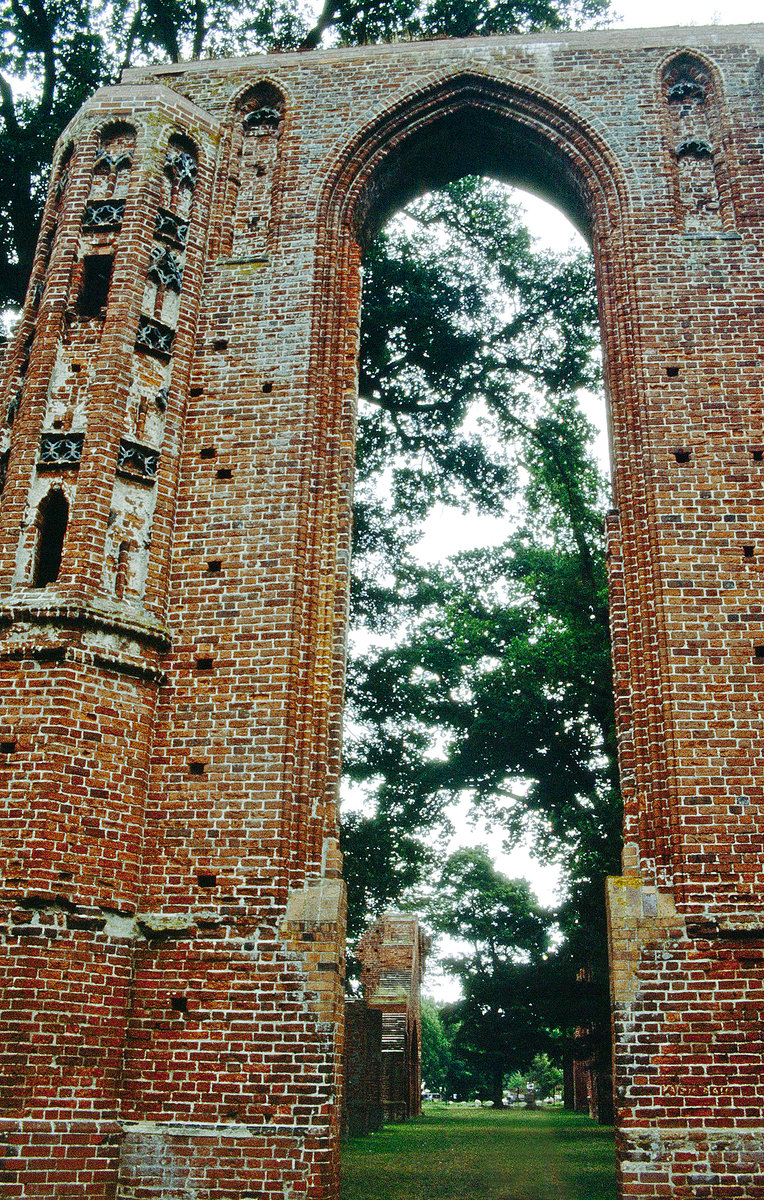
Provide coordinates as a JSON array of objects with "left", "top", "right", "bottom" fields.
[
  {"left": 341, "top": 161, "right": 617, "bottom": 1139},
  {"left": 31, "top": 488, "right": 69, "bottom": 587},
  {"left": 359, "top": 107, "right": 593, "bottom": 246},
  {"left": 322, "top": 74, "right": 625, "bottom": 252}
]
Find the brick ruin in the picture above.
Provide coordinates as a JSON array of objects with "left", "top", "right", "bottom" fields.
[
  {"left": 358, "top": 913, "right": 429, "bottom": 1125},
  {"left": 563, "top": 986, "right": 615, "bottom": 1125},
  {"left": 0, "top": 22, "right": 763, "bottom": 1200},
  {"left": 342, "top": 1001, "right": 383, "bottom": 1138},
  {"left": 343, "top": 912, "right": 428, "bottom": 1136}
]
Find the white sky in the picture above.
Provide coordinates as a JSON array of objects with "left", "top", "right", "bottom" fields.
[{"left": 612, "top": 0, "right": 752, "bottom": 26}]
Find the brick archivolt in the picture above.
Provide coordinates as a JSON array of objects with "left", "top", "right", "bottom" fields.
[{"left": 308, "top": 66, "right": 681, "bottom": 894}]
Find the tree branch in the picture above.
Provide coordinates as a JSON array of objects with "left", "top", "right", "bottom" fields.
[
  {"left": 119, "top": 9, "right": 142, "bottom": 72},
  {"left": 299, "top": 0, "right": 342, "bottom": 48},
  {"left": 299, "top": 0, "right": 369, "bottom": 48},
  {"left": 192, "top": 0, "right": 207, "bottom": 58},
  {"left": 9, "top": 0, "right": 56, "bottom": 116},
  {"left": 0, "top": 73, "right": 21, "bottom": 138}
]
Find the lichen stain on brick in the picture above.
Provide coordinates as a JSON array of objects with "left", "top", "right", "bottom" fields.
[{"left": 1, "top": 23, "right": 764, "bottom": 1199}]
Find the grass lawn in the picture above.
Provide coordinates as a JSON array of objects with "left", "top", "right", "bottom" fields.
[{"left": 341, "top": 1104, "right": 616, "bottom": 1200}]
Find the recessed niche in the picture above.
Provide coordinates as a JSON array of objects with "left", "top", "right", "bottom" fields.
[
  {"left": 170, "top": 996, "right": 188, "bottom": 1012},
  {"left": 0, "top": 740, "right": 16, "bottom": 754},
  {"left": 197, "top": 872, "right": 217, "bottom": 888},
  {"left": 31, "top": 490, "right": 69, "bottom": 588},
  {"left": 666, "top": 366, "right": 680, "bottom": 378},
  {"left": 213, "top": 337, "right": 228, "bottom": 351},
  {"left": 195, "top": 657, "right": 214, "bottom": 671},
  {"left": 674, "top": 449, "right": 691, "bottom": 463},
  {"left": 755, "top": 646, "right": 764, "bottom": 660},
  {"left": 216, "top": 468, "right": 232, "bottom": 480},
  {"left": 206, "top": 559, "right": 222, "bottom": 574},
  {"left": 753, "top": 450, "right": 764, "bottom": 462},
  {"left": 77, "top": 253, "right": 114, "bottom": 317},
  {"left": 262, "top": 382, "right": 273, "bottom": 393},
  {"left": 200, "top": 446, "right": 216, "bottom": 460},
  {"left": 189, "top": 761, "right": 205, "bottom": 775},
  {"left": 744, "top": 545, "right": 755, "bottom": 558}
]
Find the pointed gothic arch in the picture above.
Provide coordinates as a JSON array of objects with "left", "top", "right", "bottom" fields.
[{"left": 287, "top": 69, "right": 681, "bottom": 906}]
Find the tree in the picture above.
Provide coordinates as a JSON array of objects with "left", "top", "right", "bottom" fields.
[
  {"left": 426, "top": 847, "right": 554, "bottom": 1107},
  {"left": 506, "top": 1069, "right": 525, "bottom": 1102},
  {"left": 420, "top": 999, "right": 451, "bottom": 1095},
  {"left": 527, "top": 1052, "right": 563, "bottom": 1101},
  {"left": 343, "top": 176, "right": 615, "bottom": 930}
]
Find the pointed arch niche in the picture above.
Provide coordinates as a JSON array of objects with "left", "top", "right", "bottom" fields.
[
  {"left": 30, "top": 487, "right": 69, "bottom": 588},
  {"left": 291, "top": 71, "right": 680, "bottom": 898},
  {"left": 229, "top": 81, "right": 286, "bottom": 258},
  {"left": 659, "top": 51, "right": 736, "bottom": 234}
]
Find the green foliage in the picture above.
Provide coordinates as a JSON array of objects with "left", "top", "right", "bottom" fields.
[
  {"left": 506, "top": 1069, "right": 525, "bottom": 1099},
  {"left": 428, "top": 849, "right": 554, "bottom": 1105},
  {"left": 420, "top": 999, "right": 451, "bottom": 1094}
]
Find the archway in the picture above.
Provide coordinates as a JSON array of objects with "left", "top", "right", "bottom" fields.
[
  {"left": 343, "top": 168, "right": 616, "bottom": 1118},
  {"left": 302, "top": 68, "right": 677, "bottom": 891},
  {"left": 2, "top": 32, "right": 761, "bottom": 1200},
  {"left": 302, "top": 69, "right": 678, "bottom": 1197}
]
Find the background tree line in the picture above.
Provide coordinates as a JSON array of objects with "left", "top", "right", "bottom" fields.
[{"left": 1, "top": 0, "right": 617, "bottom": 1110}]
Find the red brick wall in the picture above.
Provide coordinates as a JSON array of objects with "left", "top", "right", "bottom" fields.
[
  {"left": 358, "top": 913, "right": 429, "bottom": 1122},
  {"left": 0, "top": 24, "right": 763, "bottom": 1198},
  {"left": 342, "top": 999, "right": 383, "bottom": 1136}
]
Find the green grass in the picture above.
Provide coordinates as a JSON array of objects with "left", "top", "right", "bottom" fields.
[{"left": 341, "top": 1104, "right": 616, "bottom": 1200}]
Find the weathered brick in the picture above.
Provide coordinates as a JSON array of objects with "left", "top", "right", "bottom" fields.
[{"left": 1, "top": 23, "right": 764, "bottom": 1198}]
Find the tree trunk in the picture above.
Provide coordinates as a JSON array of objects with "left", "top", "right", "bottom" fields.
[{"left": 491, "top": 1064, "right": 504, "bottom": 1109}]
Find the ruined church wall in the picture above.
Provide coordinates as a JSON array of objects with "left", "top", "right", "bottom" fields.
[{"left": 0, "top": 24, "right": 763, "bottom": 1199}]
